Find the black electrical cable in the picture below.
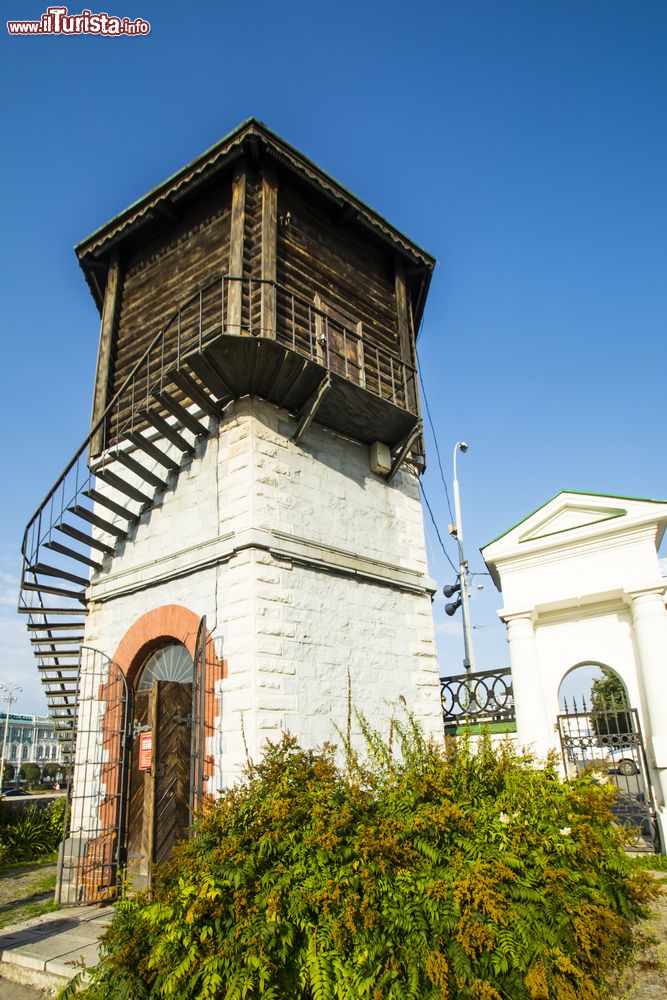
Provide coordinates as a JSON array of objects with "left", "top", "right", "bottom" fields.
[
  {"left": 420, "top": 481, "right": 459, "bottom": 576},
  {"left": 417, "top": 362, "right": 455, "bottom": 524}
]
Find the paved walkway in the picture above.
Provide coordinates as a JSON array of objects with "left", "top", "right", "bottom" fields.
[
  {"left": 0, "top": 976, "right": 50, "bottom": 998},
  {"left": 0, "top": 905, "right": 113, "bottom": 995}
]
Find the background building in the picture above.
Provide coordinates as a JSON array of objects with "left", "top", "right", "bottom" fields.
[{"left": 0, "top": 713, "right": 62, "bottom": 772}]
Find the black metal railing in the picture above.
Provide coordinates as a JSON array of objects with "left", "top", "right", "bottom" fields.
[
  {"left": 19, "top": 273, "right": 419, "bottom": 747},
  {"left": 440, "top": 667, "right": 515, "bottom": 730},
  {"left": 21, "top": 275, "right": 417, "bottom": 585}
]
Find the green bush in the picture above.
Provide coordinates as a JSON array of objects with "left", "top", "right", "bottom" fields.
[
  {"left": 0, "top": 796, "right": 66, "bottom": 863},
  {"left": 73, "top": 720, "right": 659, "bottom": 1000}
]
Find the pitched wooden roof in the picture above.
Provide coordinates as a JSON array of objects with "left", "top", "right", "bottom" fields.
[{"left": 76, "top": 119, "right": 435, "bottom": 327}]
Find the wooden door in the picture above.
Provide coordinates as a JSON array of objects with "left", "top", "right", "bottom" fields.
[
  {"left": 153, "top": 680, "right": 192, "bottom": 866},
  {"left": 125, "top": 680, "right": 193, "bottom": 886},
  {"left": 126, "top": 688, "right": 153, "bottom": 888},
  {"left": 314, "top": 294, "right": 365, "bottom": 387}
]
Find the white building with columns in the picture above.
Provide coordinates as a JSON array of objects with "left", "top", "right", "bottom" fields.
[{"left": 482, "top": 490, "right": 667, "bottom": 846}]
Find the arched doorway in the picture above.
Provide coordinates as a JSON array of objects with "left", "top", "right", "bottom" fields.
[
  {"left": 557, "top": 662, "right": 658, "bottom": 851},
  {"left": 126, "top": 641, "right": 195, "bottom": 888}
]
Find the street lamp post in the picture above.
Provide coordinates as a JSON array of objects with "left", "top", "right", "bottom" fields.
[
  {"left": 452, "top": 442, "right": 476, "bottom": 674},
  {"left": 0, "top": 684, "right": 22, "bottom": 792}
]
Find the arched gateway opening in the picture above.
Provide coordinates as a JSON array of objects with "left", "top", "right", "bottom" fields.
[
  {"left": 112, "top": 605, "right": 224, "bottom": 890},
  {"left": 556, "top": 662, "right": 659, "bottom": 851},
  {"left": 57, "top": 608, "right": 224, "bottom": 902},
  {"left": 126, "top": 641, "right": 195, "bottom": 888}
]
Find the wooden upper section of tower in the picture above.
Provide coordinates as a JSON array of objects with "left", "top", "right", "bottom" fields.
[{"left": 79, "top": 118, "right": 435, "bottom": 453}]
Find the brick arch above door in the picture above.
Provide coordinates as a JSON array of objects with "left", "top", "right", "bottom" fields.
[{"left": 112, "top": 604, "right": 217, "bottom": 689}]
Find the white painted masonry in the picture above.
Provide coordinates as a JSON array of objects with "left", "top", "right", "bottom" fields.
[
  {"left": 483, "top": 491, "right": 667, "bottom": 845},
  {"left": 83, "top": 397, "right": 442, "bottom": 788}
]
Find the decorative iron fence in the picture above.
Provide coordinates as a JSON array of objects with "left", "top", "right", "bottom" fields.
[
  {"left": 57, "top": 647, "right": 129, "bottom": 904},
  {"left": 440, "top": 667, "right": 515, "bottom": 732}
]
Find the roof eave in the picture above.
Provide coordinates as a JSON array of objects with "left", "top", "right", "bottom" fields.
[{"left": 75, "top": 118, "right": 435, "bottom": 315}]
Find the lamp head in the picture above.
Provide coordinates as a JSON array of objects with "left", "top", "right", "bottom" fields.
[{"left": 458, "top": 441, "right": 469, "bottom": 453}]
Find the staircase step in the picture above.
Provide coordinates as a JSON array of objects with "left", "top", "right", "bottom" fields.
[
  {"left": 142, "top": 409, "right": 195, "bottom": 456},
  {"left": 112, "top": 450, "right": 169, "bottom": 491},
  {"left": 186, "top": 353, "right": 235, "bottom": 404},
  {"left": 31, "top": 636, "right": 84, "bottom": 645},
  {"left": 35, "top": 649, "right": 80, "bottom": 658},
  {"left": 27, "top": 621, "right": 84, "bottom": 631},
  {"left": 169, "top": 369, "right": 221, "bottom": 419},
  {"left": 19, "top": 605, "right": 88, "bottom": 616},
  {"left": 68, "top": 504, "right": 128, "bottom": 539},
  {"left": 84, "top": 488, "right": 140, "bottom": 522},
  {"left": 57, "top": 523, "right": 114, "bottom": 555},
  {"left": 31, "top": 563, "right": 89, "bottom": 588},
  {"left": 44, "top": 541, "right": 103, "bottom": 571},
  {"left": 128, "top": 433, "right": 181, "bottom": 472},
  {"left": 95, "top": 469, "right": 153, "bottom": 506},
  {"left": 153, "top": 390, "right": 209, "bottom": 437},
  {"left": 23, "top": 581, "right": 87, "bottom": 604}
]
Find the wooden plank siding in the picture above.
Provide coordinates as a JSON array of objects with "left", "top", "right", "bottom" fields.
[
  {"left": 106, "top": 193, "right": 232, "bottom": 441},
  {"left": 90, "top": 256, "right": 121, "bottom": 453},
  {"left": 242, "top": 170, "right": 263, "bottom": 336},
  {"left": 97, "top": 164, "right": 420, "bottom": 448},
  {"left": 276, "top": 183, "right": 400, "bottom": 350},
  {"left": 275, "top": 181, "right": 411, "bottom": 407}
]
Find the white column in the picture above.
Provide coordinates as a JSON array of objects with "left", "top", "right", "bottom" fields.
[
  {"left": 630, "top": 588, "right": 667, "bottom": 828},
  {"left": 504, "top": 613, "right": 553, "bottom": 759}
]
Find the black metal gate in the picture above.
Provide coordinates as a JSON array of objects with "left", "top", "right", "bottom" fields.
[
  {"left": 189, "top": 616, "right": 223, "bottom": 819},
  {"left": 189, "top": 615, "right": 207, "bottom": 821},
  {"left": 57, "top": 647, "right": 129, "bottom": 904},
  {"left": 557, "top": 695, "right": 660, "bottom": 852}
]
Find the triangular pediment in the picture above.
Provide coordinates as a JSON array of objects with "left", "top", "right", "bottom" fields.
[{"left": 518, "top": 503, "right": 626, "bottom": 542}]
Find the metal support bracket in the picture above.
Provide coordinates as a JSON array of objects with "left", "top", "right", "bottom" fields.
[
  {"left": 388, "top": 420, "right": 423, "bottom": 483},
  {"left": 293, "top": 373, "right": 331, "bottom": 443}
]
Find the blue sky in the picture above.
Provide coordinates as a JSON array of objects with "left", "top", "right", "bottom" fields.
[{"left": 1, "top": 0, "right": 665, "bottom": 713}]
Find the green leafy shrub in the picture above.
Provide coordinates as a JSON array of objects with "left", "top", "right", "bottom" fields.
[
  {"left": 73, "top": 720, "right": 659, "bottom": 1000},
  {"left": 0, "top": 796, "right": 66, "bottom": 863}
]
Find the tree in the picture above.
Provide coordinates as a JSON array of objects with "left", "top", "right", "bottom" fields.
[
  {"left": 19, "top": 762, "right": 41, "bottom": 788},
  {"left": 2, "top": 763, "right": 15, "bottom": 784},
  {"left": 42, "top": 763, "right": 59, "bottom": 781},
  {"left": 591, "top": 667, "right": 632, "bottom": 742},
  {"left": 75, "top": 720, "right": 657, "bottom": 1000}
]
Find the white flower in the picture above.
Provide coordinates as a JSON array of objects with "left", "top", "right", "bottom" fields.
[
  {"left": 499, "top": 812, "right": 510, "bottom": 824},
  {"left": 559, "top": 826, "right": 572, "bottom": 836}
]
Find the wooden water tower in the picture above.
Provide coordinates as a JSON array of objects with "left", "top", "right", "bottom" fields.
[{"left": 20, "top": 120, "right": 442, "bottom": 900}]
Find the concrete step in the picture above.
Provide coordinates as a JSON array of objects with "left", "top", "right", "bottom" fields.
[{"left": 0, "top": 905, "right": 113, "bottom": 995}]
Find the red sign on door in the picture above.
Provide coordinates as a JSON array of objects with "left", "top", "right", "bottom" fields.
[{"left": 139, "top": 731, "right": 153, "bottom": 771}]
